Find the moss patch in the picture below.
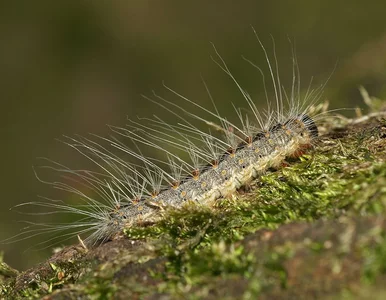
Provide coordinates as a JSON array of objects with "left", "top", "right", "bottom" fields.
[{"left": 2, "top": 106, "right": 386, "bottom": 299}]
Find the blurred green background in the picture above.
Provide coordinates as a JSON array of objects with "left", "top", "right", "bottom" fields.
[{"left": 1, "top": 0, "right": 386, "bottom": 270}]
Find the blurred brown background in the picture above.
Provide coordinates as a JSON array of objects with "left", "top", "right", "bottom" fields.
[{"left": 1, "top": 0, "right": 386, "bottom": 270}]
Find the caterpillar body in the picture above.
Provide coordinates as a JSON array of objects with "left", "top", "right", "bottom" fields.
[
  {"left": 105, "top": 114, "right": 318, "bottom": 239},
  {"left": 7, "top": 33, "right": 329, "bottom": 249}
]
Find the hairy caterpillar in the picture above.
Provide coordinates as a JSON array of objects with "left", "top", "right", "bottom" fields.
[{"left": 4, "top": 31, "right": 331, "bottom": 250}]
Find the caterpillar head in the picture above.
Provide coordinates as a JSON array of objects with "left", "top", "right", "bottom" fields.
[
  {"left": 298, "top": 114, "right": 318, "bottom": 139},
  {"left": 285, "top": 114, "right": 318, "bottom": 147}
]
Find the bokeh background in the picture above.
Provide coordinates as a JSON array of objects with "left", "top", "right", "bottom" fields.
[{"left": 1, "top": 0, "right": 386, "bottom": 270}]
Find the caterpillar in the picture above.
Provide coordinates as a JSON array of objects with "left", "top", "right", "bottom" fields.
[{"left": 4, "top": 31, "right": 331, "bottom": 250}]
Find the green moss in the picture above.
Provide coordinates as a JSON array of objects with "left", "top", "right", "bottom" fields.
[
  {"left": 3, "top": 103, "right": 386, "bottom": 299},
  {"left": 362, "top": 231, "right": 386, "bottom": 284}
]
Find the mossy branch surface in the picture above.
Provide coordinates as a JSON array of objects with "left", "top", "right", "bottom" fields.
[{"left": 2, "top": 101, "right": 386, "bottom": 299}]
